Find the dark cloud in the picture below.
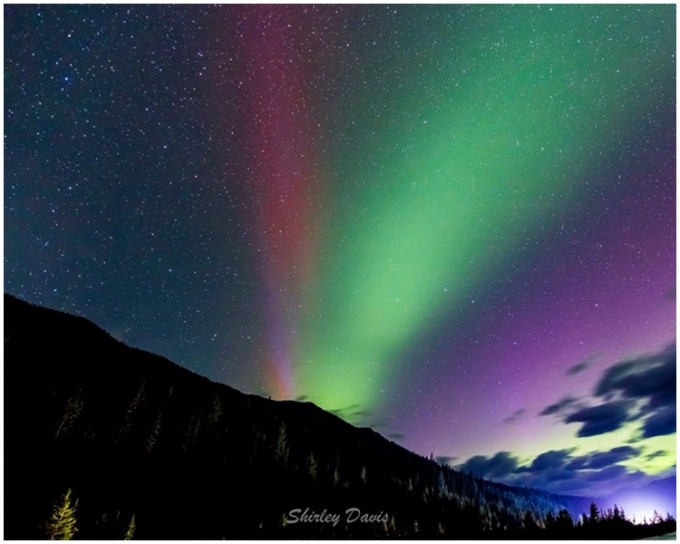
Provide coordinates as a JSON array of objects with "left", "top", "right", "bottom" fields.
[
  {"left": 646, "top": 450, "right": 667, "bottom": 461},
  {"left": 328, "top": 404, "right": 360, "bottom": 415},
  {"left": 642, "top": 406, "right": 676, "bottom": 438},
  {"left": 456, "top": 445, "right": 650, "bottom": 497},
  {"left": 566, "top": 456, "right": 590, "bottom": 471},
  {"left": 566, "top": 361, "right": 589, "bottom": 376},
  {"left": 583, "top": 446, "right": 640, "bottom": 469},
  {"left": 456, "top": 451, "right": 518, "bottom": 479},
  {"left": 503, "top": 408, "right": 525, "bottom": 425},
  {"left": 539, "top": 396, "right": 578, "bottom": 416},
  {"left": 591, "top": 343, "right": 676, "bottom": 438},
  {"left": 388, "top": 432, "right": 405, "bottom": 440},
  {"left": 583, "top": 464, "right": 629, "bottom": 482},
  {"left": 435, "top": 456, "right": 457, "bottom": 466},
  {"left": 525, "top": 449, "right": 573, "bottom": 472},
  {"left": 541, "top": 343, "right": 675, "bottom": 439},
  {"left": 565, "top": 401, "right": 630, "bottom": 437},
  {"left": 563, "top": 446, "right": 639, "bottom": 471},
  {"left": 329, "top": 404, "right": 371, "bottom": 420},
  {"left": 566, "top": 353, "right": 599, "bottom": 376},
  {"left": 595, "top": 343, "right": 675, "bottom": 407}
]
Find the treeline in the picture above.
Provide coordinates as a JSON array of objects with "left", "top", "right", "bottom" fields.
[
  {"left": 4, "top": 294, "right": 674, "bottom": 539},
  {"left": 502, "top": 502, "right": 676, "bottom": 540},
  {"left": 39, "top": 484, "right": 677, "bottom": 540}
]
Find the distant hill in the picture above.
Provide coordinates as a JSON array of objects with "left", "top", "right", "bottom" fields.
[
  {"left": 3, "top": 294, "right": 673, "bottom": 539},
  {"left": 599, "top": 477, "right": 676, "bottom": 523}
]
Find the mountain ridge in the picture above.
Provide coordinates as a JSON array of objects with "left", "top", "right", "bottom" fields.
[{"left": 3, "top": 293, "right": 672, "bottom": 539}]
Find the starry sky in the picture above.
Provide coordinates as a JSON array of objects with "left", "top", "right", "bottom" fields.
[{"left": 5, "top": 4, "right": 676, "bottom": 507}]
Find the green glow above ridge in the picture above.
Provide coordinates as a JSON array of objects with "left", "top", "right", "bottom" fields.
[{"left": 293, "top": 6, "right": 674, "bottom": 416}]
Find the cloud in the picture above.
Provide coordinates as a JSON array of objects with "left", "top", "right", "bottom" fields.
[
  {"left": 646, "top": 450, "right": 667, "bottom": 461},
  {"left": 595, "top": 343, "right": 675, "bottom": 406},
  {"left": 565, "top": 456, "right": 590, "bottom": 471},
  {"left": 388, "top": 432, "right": 405, "bottom": 440},
  {"left": 539, "top": 396, "right": 578, "bottom": 416},
  {"left": 456, "top": 445, "right": 653, "bottom": 497},
  {"left": 563, "top": 447, "right": 639, "bottom": 472},
  {"left": 525, "top": 449, "right": 573, "bottom": 472},
  {"left": 435, "top": 456, "right": 457, "bottom": 466},
  {"left": 456, "top": 451, "right": 518, "bottom": 479},
  {"left": 582, "top": 446, "right": 641, "bottom": 469},
  {"left": 564, "top": 401, "right": 630, "bottom": 437},
  {"left": 567, "top": 353, "right": 600, "bottom": 376},
  {"left": 642, "top": 406, "right": 676, "bottom": 439},
  {"left": 593, "top": 343, "right": 676, "bottom": 437},
  {"left": 583, "top": 464, "right": 629, "bottom": 482},
  {"left": 540, "top": 344, "right": 676, "bottom": 439},
  {"left": 328, "top": 404, "right": 372, "bottom": 420},
  {"left": 503, "top": 408, "right": 525, "bottom": 425}
]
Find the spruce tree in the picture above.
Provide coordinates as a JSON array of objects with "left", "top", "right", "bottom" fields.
[
  {"left": 589, "top": 502, "right": 600, "bottom": 524},
  {"left": 556, "top": 509, "right": 574, "bottom": 531},
  {"left": 124, "top": 515, "right": 136, "bottom": 540},
  {"left": 274, "top": 422, "right": 289, "bottom": 466},
  {"left": 145, "top": 412, "right": 162, "bottom": 454},
  {"left": 46, "top": 488, "right": 78, "bottom": 540},
  {"left": 306, "top": 453, "right": 318, "bottom": 482},
  {"left": 55, "top": 389, "right": 84, "bottom": 439},
  {"left": 208, "top": 395, "right": 222, "bottom": 425}
]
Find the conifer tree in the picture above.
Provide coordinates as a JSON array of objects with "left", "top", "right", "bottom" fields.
[
  {"left": 183, "top": 412, "right": 201, "bottom": 451},
  {"left": 117, "top": 382, "right": 146, "bottom": 442},
  {"left": 306, "top": 453, "right": 318, "bottom": 482},
  {"left": 556, "top": 509, "right": 574, "bottom": 531},
  {"left": 55, "top": 388, "right": 84, "bottom": 439},
  {"left": 545, "top": 512, "right": 556, "bottom": 530},
  {"left": 145, "top": 412, "right": 162, "bottom": 454},
  {"left": 208, "top": 395, "right": 222, "bottom": 425},
  {"left": 46, "top": 488, "right": 78, "bottom": 540},
  {"left": 124, "top": 515, "right": 136, "bottom": 540},
  {"left": 274, "top": 422, "right": 289, "bottom": 466}
]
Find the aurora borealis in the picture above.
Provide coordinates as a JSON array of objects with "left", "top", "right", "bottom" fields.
[{"left": 5, "top": 4, "right": 675, "bottom": 507}]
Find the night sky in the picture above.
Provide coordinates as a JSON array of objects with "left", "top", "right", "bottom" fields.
[{"left": 5, "top": 4, "right": 675, "bottom": 511}]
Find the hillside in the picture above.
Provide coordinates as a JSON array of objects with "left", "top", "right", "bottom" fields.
[{"left": 3, "top": 294, "right": 672, "bottom": 539}]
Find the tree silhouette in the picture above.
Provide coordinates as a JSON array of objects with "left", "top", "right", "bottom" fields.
[
  {"left": 274, "top": 422, "right": 289, "bottom": 466},
  {"left": 523, "top": 510, "right": 540, "bottom": 533},
  {"left": 545, "top": 511, "right": 556, "bottom": 530},
  {"left": 116, "top": 382, "right": 146, "bottom": 443},
  {"left": 306, "top": 453, "right": 318, "bottom": 482},
  {"left": 55, "top": 388, "right": 84, "bottom": 439},
  {"left": 145, "top": 411, "right": 162, "bottom": 454},
  {"left": 556, "top": 508, "right": 574, "bottom": 531},
  {"left": 208, "top": 395, "right": 222, "bottom": 425}
]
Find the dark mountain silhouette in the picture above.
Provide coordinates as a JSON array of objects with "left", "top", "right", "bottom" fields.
[{"left": 4, "top": 294, "right": 675, "bottom": 539}]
